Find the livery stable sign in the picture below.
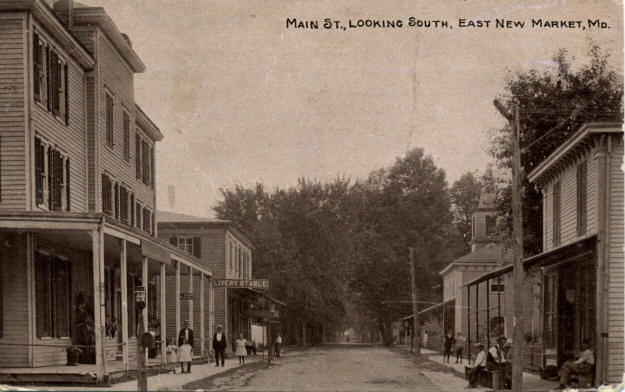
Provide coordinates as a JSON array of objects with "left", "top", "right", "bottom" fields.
[{"left": 214, "top": 278, "right": 269, "bottom": 290}]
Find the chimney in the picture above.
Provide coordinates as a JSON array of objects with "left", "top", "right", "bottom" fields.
[
  {"left": 121, "top": 33, "right": 132, "bottom": 48},
  {"left": 53, "top": 0, "right": 74, "bottom": 30}
]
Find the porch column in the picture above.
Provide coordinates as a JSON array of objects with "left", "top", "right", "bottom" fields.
[
  {"left": 142, "top": 256, "right": 149, "bottom": 364},
  {"left": 142, "top": 256, "right": 149, "bottom": 329},
  {"left": 91, "top": 229, "right": 105, "bottom": 379},
  {"left": 486, "top": 279, "right": 490, "bottom": 346},
  {"left": 175, "top": 261, "right": 181, "bottom": 343},
  {"left": 209, "top": 277, "right": 214, "bottom": 350},
  {"left": 189, "top": 266, "right": 194, "bottom": 331},
  {"left": 160, "top": 262, "right": 167, "bottom": 365},
  {"left": 467, "top": 285, "right": 471, "bottom": 361},
  {"left": 120, "top": 239, "right": 129, "bottom": 371},
  {"left": 200, "top": 273, "right": 205, "bottom": 357}
]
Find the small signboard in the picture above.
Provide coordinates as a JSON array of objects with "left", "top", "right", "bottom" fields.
[
  {"left": 180, "top": 292, "right": 194, "bottom": 300},
  {"left": 135, "top": 286, "right": 146, "bottom": 303},
  {"left": 214, "top": 279, "right": 269, "bottom": 290}
]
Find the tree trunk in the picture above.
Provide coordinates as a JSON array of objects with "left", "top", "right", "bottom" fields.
[{"left": 379, "top": 319, "right": 394, "bottom": 346}]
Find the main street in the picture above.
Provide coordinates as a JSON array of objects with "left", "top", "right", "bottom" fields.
[{"left": 184, "top": 346, "right": 482, "bottom": 391}]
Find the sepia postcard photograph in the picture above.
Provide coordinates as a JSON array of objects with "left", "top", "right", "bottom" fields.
[{"left": 0, "top": 0, "right": 622, "bottom": 391}]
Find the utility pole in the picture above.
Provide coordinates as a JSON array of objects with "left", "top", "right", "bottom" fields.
[
  {"left": 493, "top": 99, "right": 525, "bottom": 392},
  {"left": 408, "top": 247, "right": 420, "bottom": 357}
]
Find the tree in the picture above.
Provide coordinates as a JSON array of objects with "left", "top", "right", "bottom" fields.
[
  {"left": 489, "top": 43, "right": 623, "bottom": 256},
  {"left": 450, "top": 171, "right": 482, "bottom": 252}
]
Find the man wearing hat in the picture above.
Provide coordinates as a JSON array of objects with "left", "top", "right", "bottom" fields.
[
  {"left": 487, "top": 337, "right": 512, "bottom": 387},
  {"left": 178, "top": 320, "right": 194, "bottom": 372},
  {"left": 212, "top": 325, "right": 227, "bottom": 367},
  {"left": 466, "top": 342, "right": 487, "bottom": 388}
]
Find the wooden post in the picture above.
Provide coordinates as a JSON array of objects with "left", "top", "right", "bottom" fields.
[
  {"left": 409, "top": 247, "right": 420, "bottom": 356},
  {"left": 120, "top": 239, "right": 129, "bottom": 371},
  {"left": 200, "top": 273, "right": 205, "bottom": 359},
  {"left": 476, "top": 283, "right": 479, "bottom": 344},
  {"left": 467, "top": 285, "right": 471, "bottom": 361},
  {"left": 189, "top": 267, "right": 194, "bottom": 332},
  {"left": 267, "top": 300, "right": 272, "bottom": 365},
  {"left": 98, "top": 229, "right": 107, "bottom": 377},
  {"left": 160, "top": 262, "right": 167, "bottom": 365},
  {"left": 175, "top": 261, "right": 181, "bottom": 344},
  {"left": 486, "top": 279, "right": 490, "bottom": 347},
  {"left": 137, "top": 308, "right": 147, "bottom": 391},
  {"left": 142, "top": 256, "right": 149, "bottom": 365},
  {"left": 510, "top": 103, "right": 525, "bottom": 392},
  {"left": 91, "top": 230, "right": 104, "bottom": 380}
]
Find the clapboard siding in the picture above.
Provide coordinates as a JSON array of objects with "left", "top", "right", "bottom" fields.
[
  {"left": 0, "top": 15, "right": 26, "bottom": 211},
  {"left": 607, "top": 137, "right": 624, "bottom": 382},
  {"left": 31, "top": 21, "right": 88, "bottom": 212},
  {"left": 95, "top": 32, "right": 155, "bottom": 214},
  {"left": 544, "top": 183, "right": 553, "bottom": 251},
  {"left": 0, "top": 233, "right": 29, "bottom": 367}
]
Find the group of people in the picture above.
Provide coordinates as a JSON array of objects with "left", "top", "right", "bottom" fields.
[
  {"left": 443, "top": 332, "right": 466, "bottom": 364},
  {"left": 465, "top": 336, "right": 595, "bottom": 390},
  {"left": 164, "top": 322, "right": 285, "bottom": 373}
]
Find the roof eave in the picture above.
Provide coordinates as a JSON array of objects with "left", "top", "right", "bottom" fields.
[
  {"left": 72, "top": 7, "right": 145, "bottom": 73},
  {"left": 528, "top": 122, "right": 623, "bottom": 184},
  {"left": 0, "top": 0, "right": 95, "bottom": 69},
  {"left": 136, "top": 105, "right": 164, "bottom": 141}
]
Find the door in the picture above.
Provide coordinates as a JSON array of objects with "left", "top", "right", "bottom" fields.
[
  {"left": 543, "top": 271, "right": 558, "bottom": 367},
  {"left": 558, "top": 267, "right": 576, "bottom": 365}
]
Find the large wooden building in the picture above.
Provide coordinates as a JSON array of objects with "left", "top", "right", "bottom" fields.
[
  {"left": 0, "top": 0, "right": 212, "bottom": 383},
  {"left": 465, "top": 122, "right": 624, "bottom": 385}
]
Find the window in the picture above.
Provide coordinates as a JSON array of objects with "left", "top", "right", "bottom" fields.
[
  {"left": 106, "top": 93, "right": 114, "bottom": 148},
  {"left": 135, "top": 202, "right": 142, "bottom": 229},
  {"left": 577, "top": 163, "right": 587, "bottom": 236},
  {"left": 135, "top": 133, "right": 141, "bottom": 179},
  {"left": 113, "top": 182, "right": 119, "bottom": 220},
  {"left": 35, "top": 137, "right": 70, "bottom": 211},
  {"left": 130, "top": 193, "right": 135, "bottom": 226},
  {"left": 490, "top": 283, "right": 505, "bottom": 292},
  {"left": 142, "top": 208, "right": 151, "bottom": 234},
  {"left": 175, "top": 237, "right": 201, "bottom": 258},
  {"left": 485, "top": 215, "right": 497, "bottom": 237},
  {"left": 101, "top": 173, "right": 112, "bottom": 216},
  {"left": 141, "top": 139, "right": 150, "bottom": 185},
  {"left": 35, "top": 252, "right": 71, "bottom": 338},
  {"left": 543, "top": 273, "right": 557, "bottom": 350},
  {"left": 33, "top": 34, "right": 68, "bottom": 123},
  {"left": 120, "top": 186, "right": 129, "bottom": 224},
  {"left": 552, "top": 181, "right": 561, "bottom": 247},
  {"left": 123, "top": 111, "right": 130, "bottom": 161}
]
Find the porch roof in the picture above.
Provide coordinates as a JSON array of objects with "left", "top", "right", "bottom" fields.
[
  {"left": 401, "top": 298, "right": 455, "bottom": 320},
  {"left": 463, "top": 233, "right": 597, "bottom": 287},
  {"left": 0, "top": 211, "right": 212, "bottom": 276}
]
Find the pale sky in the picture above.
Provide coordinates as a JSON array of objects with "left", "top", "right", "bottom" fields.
[{"left": 81, "top": 0, "right": 623, "bottom": 217}]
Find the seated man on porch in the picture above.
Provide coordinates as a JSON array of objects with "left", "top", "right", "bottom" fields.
[
  {"left": 486, "top": 337, "right": 512, "bottom": 387},
  {"left": 556, "top": 339, "right": 594, "bottom": 390},
  {"left": 465, "top": 342, "right": 487, "bottom": 389}
]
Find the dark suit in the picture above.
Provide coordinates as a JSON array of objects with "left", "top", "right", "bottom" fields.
[
  {"left": 178, "top": 328, "right": 194, "bottom": 373},
  {"left": 213, "top": 332, "right": 227, "bottom": 366}
]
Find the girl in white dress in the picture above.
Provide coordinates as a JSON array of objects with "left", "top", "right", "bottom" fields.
[
  {"left": 235, "top": 333, "right": 248, "bottom": 364},
  {"left": 178, "top": 336, "right": 193, "bottom": 373}
]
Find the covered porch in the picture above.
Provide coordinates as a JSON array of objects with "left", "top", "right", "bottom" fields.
[{"left": 0, "top": 212, "right": 213, "bottom": 384}]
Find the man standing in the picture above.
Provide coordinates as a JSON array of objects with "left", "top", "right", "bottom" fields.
[
  {"left": 178, "top": 320, "right": 194, "bottom": 373},
  {"left": 213, "top": 326, "right": 227, "bottom": 367},
  {"left": 274, "top": 333, "right": 283, "bottom": 357}
]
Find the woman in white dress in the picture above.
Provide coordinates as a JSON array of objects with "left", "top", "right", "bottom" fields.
[{"left": 235, "top": 333, "right": 248, "bottom": 364}]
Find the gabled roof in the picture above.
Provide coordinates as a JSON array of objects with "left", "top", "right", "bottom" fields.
[
  {"left": 528, "top": 122, "right": 623, "bottom": 185},
  {"left": 156, "top": 210, "right": 253, "bottom": 249},
  {"left": 439, "top": 243, "right": 511, "bottom": 276}
]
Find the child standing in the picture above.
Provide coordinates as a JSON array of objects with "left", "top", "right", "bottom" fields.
[
  {"left": 165, "top": 338, "right": 178, "bottom": 374},
  {"left": 235, "top": 333, "right": 248, "bottom": 365},
  {"left": 178, "top": 336, "right": 193, "bottom": 374}
]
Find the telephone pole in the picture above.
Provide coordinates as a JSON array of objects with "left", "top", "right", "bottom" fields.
[
  {"left": 493, "top": 99, "right": 525, "bottom": 392},
  {"left": 408, "top": 247, "right": 420, "bottom": 357}
]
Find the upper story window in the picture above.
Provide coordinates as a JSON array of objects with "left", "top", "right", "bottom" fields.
[
  {"left": 552, "top": 181, "right": 561, "bottom": 247},
  {"left": 142, "top": 207, "right": 152, "bottom": 235},
  {"left": 135, "top": 132, "right": 154, "bottom": 189},
  {"left": 120, "top": 185, "right": 129, "bottom": 224},
  {"left": 135, "top": 201, "right": 142, "bottom": 229},
  {"left": 123, "top": 111, "right": 130, "bottom": 161},
  {"left": 35, "top": 137, "right": 70, "bottom": 211},
  {"left": 135, "top": 133, "right": 141, "bottom": 179},
  {"left": 170, "top": 237, "right": 201, "bottom": 258},
  {"left": 101, "top": 173, "right": 113, "bottom": 216},
  {"left": 33, "top": 33, "right": 69, "bottom": 125},
  {"left": 485, "top": 215, "right": 497, "bottom": 237},
  {"left": 577, "top": 163, "right": 587, "bottom": 236}
]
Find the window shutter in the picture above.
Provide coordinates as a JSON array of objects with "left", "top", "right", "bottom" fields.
[
  {"left": 169, "top": 236, "right": 177, "bottom": 246},
  {"left": 114, "top": 183, "right": 119, "bottom": 219},
  {"left": 149, "top": 146, "right": 154, "bottom": 187},
  {"left": 192, "top": 237, "right": 201, "bottom": 258},
  {"left": 106, "top": 95, "right": 114, "bottom": 147},
  {"left": 102, "top": 174, "right": 111, "bottom": 215},
  {"left": 46, "top": 45, "right": 52, "bottom": 111},
  {"left": 123, "top": 112, "right": 130, "bottom": 160},
  {"left": 35, "top": 138, "right": 43, "bottom": 205},
  {"left": 553, "top": 181, "right": 561, "bottom": 247},
  {"left": 135, "top": 202, "right": 141, "bottom": 228},
  {"left": 65, "top": 158, "right": 70, "bottom": 211},
  {"left": 135, "top": 134, "right": 141, "bottom": 179},
  {"left": 53, "top": 53, "right": 60, "bottom": 115},
  {"left": 64, "top": 63, "right": 69, "bottom": 125},
  {"left": 141, "top": 140, "right": 149, "bottom": 184},
  {"left": 577, "top": 164, "right": 587, "bottom": 236},
  {"left": 33, "top": 34, "right": 41, "bottom": 101},
  {"left": 53, "top": 150, "right": 63, "bottom": 211},
  {"left": 130, "top": 194, "right": 135, "bottom": 226},
  {"left": 47, "top": 147, "right": 54, "bottom": 209}
]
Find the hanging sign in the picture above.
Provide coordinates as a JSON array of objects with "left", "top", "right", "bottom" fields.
[{"left": 214, "top": 279, "right": 269, "bottom": 290}]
